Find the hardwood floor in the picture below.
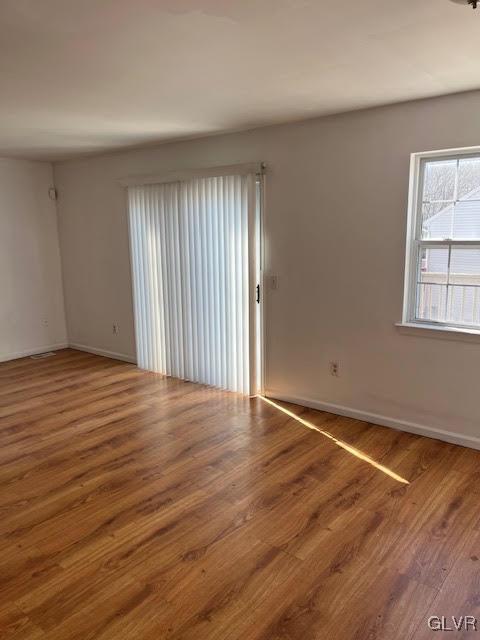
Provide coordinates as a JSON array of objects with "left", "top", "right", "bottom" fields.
[{"left": 1, "top": 348, "right": 479, "bottom": 639}]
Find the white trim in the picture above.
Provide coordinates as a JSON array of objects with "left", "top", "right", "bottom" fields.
[
  {"left": 0, "top": 342, "right": 69, "bottom": 363},
  {"left": 247, "top": 173, "right": 257, "bottom": 396},
  {"left": 413, "top": 145, "right": 480, "bottom": 160},
  {"left": 258, "top": 171, "right": 266, "bottom": 397},
  {"left": 402, "top": 151, "right": 421, "bottom": 323},
  {"left": 418, "top": 239, "right": 480, "bottom": 246},
  {"left": 265, "top": 390, "right": 480, "bottom": 451},
  {"left": 119, "top": 163, "right": 265, "bottom": 187},
  {"left": 395, "top": 321, "right": 480, "bottom": 343},
  {"left": 69, "top": 343, "right": 137, "bottom": 363}
]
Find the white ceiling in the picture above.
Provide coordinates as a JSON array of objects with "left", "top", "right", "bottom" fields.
[{"left": 1, "top": 0, "right": 479, "bottom": 160}]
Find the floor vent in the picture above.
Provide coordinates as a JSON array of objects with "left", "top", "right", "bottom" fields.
[{"left": 30, "top": 352, "right": 56, "bottom": 360}]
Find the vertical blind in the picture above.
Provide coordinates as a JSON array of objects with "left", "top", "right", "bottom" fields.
[{"left": 128, "top": 173, "right": 255, "bottom": 394}]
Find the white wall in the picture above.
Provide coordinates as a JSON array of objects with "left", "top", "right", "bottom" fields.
[
  {"left": 54, "top": 90, "right": 480, "bottom": 447},
  {"left": 0, "top": 158, "right": 67, "bottom": 361}
]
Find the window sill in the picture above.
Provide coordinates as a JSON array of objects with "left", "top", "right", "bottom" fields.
[{"left": 395, "top": 322, "right": 480, "bottom": 344}]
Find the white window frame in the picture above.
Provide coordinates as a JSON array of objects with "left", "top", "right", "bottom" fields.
[{"left": 401, "top": 145, "right": 480, "bottom": 338}]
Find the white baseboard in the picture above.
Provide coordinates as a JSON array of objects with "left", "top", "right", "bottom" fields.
[
  {"left": 69, "top": 343, "right": 137, "bottom": 364},
  {"left": 265, "top": 390, "right": 480, "bottom": 451},
  {"left": 0, "top": 341, "right": 137, "bottom": 365},
  {"left": 0, "top": 342, "right": 69, "bottom": 363}
]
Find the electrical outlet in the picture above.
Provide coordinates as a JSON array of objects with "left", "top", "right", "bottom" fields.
[
  {"left": 112, "top": 323, "right": 119, "bottom": 335},
  {"left": 41, "top": 319, "right": 49, "bottom": 327},
  {"left": 329, "top": 361, "right": 339, "bottom": 377}
]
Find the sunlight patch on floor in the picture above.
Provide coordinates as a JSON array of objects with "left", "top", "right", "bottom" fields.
[{"left": 258, "top": 396, "right": 410, "bottom": 485}]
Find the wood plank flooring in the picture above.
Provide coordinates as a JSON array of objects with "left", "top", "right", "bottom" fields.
[{"left": 1, "top": 348, "right": 479, "bottom": 639}]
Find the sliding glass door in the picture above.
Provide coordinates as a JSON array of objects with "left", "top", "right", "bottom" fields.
[{"left": 127, "top": 170, "right": 262, "bottom": 395}]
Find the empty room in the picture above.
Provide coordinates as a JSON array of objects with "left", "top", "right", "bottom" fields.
[{"left": 2, "top": 1, "right": 480, "bottom": 638}]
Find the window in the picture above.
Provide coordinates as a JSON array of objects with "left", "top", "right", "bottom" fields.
[{"left": 403, "top": 148, "right": 480, "bottom": 332}]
